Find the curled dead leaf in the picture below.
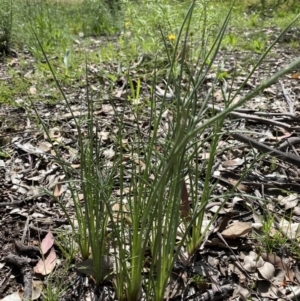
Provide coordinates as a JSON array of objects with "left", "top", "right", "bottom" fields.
[
  {"left": 261, "top": 253, "right": 294, "bottom": 282},
  {"left": 222, "top": 222, "right": 252, "bottom": 239},
  {"left": 257, "top": 261, "right": 275, "bottom": 281}
]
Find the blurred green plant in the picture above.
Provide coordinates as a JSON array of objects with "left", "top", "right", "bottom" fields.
[
  {"left": 0, "top": 0, "right": 13, "bottom": 56},
  {"left": 14, "top": 0, "right": 121, "bottom": 59},
  {"left": 79, "top": 0, "right": 122, "bottom": 36},
  {"left": 252, "top": 38, "right": 266, "bottom": 53},
  {"left": 128, "top": 76, "right": 141, "bottom": 105},
  {"left": 42, "top": 271, "right": 69, "bottom": 301}
]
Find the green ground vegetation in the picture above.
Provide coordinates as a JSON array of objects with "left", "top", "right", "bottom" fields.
[{"left": 0, "top": 0, "right": 299, "bottom": 104}]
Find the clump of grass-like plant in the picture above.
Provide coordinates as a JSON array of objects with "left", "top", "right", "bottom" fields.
[{"left": 31, "top": 1, "right": 300, "bottom": 300}]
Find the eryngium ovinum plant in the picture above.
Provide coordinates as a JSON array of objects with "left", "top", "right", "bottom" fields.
[{"left": 33, "top": 1, "right": 300, "bottom": 300}]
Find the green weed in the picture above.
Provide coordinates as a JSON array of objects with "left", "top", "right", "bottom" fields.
[{"left": 42, "top": 271, "right": 69, "bottom": 301}]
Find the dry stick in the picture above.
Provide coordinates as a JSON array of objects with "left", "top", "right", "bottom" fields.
[
  {"left": 232, "top": 109, "right": 298, "bottom": 120},
  {"left": 241, "top": 182, "right": 300, "bottom": 193},
  {"left": 207, "top": 104, "right": 297, "bottom": 130},
  {"left": 0, "top": 200, "right": 26, "bottom": 207},
  {"left": 29, "top": 222, "right": 51, "bottom": 234},
  {"left": 191, "top": 284, "right": 236, "bottom": 301},
  {"left": 21, "top": 216, "right": 30, "bottom": 243},
  {"left": 36, "top": 203, "right": 57, "bottom": 216},
  {"left": 15, "top": 240, "right": 40, "bottom": 254},
  {"left": 232, "top": 133, "right": 300, "bottom": 168},
  {"left": 292, "top": 143, "right": 300, "bottom": 157},
  {"left": 216, "top": 232, "right": 251, "bottom": 279},
  {"left": 278, "top": 137, "right": 300, "bottom": 151},
  {"left": 0, "top": 268, "right": 12, "bottom": 295},
  {"left": 4, "top": 255, "right": 34, "bottom": 300},
  {"left": 8, "top": 214, "right": 35, "bottom": 299},
  {"left": 280, "top": 80, "right": 294, "bottom": 114}
]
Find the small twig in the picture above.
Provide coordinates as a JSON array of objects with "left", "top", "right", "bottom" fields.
[
  {"left": 232, "top": 133, "right": 300, "bottom": 167},
  {"left": 5, "top": 254, "right": 34, "bottom": 300},
  {"left": 0, "top": 268, "right": 12, "bottom": 295},
  {"left": 36, "top": 203, "right": 57, "bottom": 216},
  {"left": 0, "top": 200, "right": 26, "bottom": 207},
  {"left": 187, "top": 284, "right": 236, "bottom": 301},
  {"left": 216, "top": 232, "right": 251, "bottom": 279},
  {"left": 21, "top": 216, "right": 30, "bottom": 243},
  {"left": 208, "top": 104, "right": 295, "bottom": 130},
  {"left": 155, "top": 85, "right": 174, "bottom": 100},
  {"left": 29, "top": 223, "right": 50, "bottom": 234},
  {"left": 292, "top": 144, "right": 300, "bottom": 157},
  {"left": 280, "top": 80, "right": 294, "bottom": 114},
  {"left": 232, "top": 109, "right": 299, "bottom": 120},
  {"left": 15, "top": 240, "right": 40, "bottom": 254},
  {"left": 278, "top": 137, "right": 300, "bottom": 151},
  {"left": 0, "top": 129, "right": 40, "bottom": 139}
]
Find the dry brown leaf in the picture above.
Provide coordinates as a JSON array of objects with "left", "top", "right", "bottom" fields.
[
  {"left": 278, "top": 194, "right": 298, "bottom": 210},
  {"left": 230, "top": 95, "right": 241, "bottom": 106},
  {"left": 229, "top": 263, "right": 247, "bottom": 283},
  {"left": 243, "top": 251, "right": 264, "bottom": 272},
  {"left": 34, "top": 247, "right": 57, "bottom": 275},
  {"left": 102, "top": 104, "right": 114, "bottom": 115},
  {"left": 264, "top": 87, "right": 277, "bottom": 95},
  {"left": 32, "top": 280, "right": 43, "bottom": 300},
  {"left": 257, "top": 261, "right": 275, "bottom": 281},
  {"left": 233, "top": 285, "right": 250, "bottom": 299},
  {"left": 134, "top": 159, "right": 146, "bottom": 171},
  {"left": 221, "top": 222, "right": 252, "bottom": 238},
  {"left": 60, "top": 111, "right": 81, "bottom": 120},
  {"left": 291, "top": 72, "right": 300, "bottom": 79},
  {"left": 0, "top": 290, "right": 23, "bottom": 301},
  {"left": 222, "top": 158, "right": 244, "bottom": 167},
  {"left": 98, "top": 131, "right": 110, "bottom": 141},
  {"left": 261, "top": 253, "right": 294, "bottom": 282},
  {"left": 272, "top": 269, "right": 286, "bottom": 287},
  {"left": 213, "top": 90, "right": 223, "bottom": 102},
  {"left": 228, "top": 179, "right": 250, "bottom": 192},
  {"left": 293, "top": 206, "right": 300, "bottom": 215},
  {"left": 278, "top": 218, "right": 300, "bottom": 239},
  {"left": 181, "top": 181, "right": 190, "bottom": 221},
  {"left": 205, "top": 237, "right": 227, "bottom": 248},
  {"left": 40, "top": 231, "right": 54, "bottom": 255},
  {"left": 38, "top": 142, "right": 52, "bottom": 152},
  {"left": 53, "top": 182, "right": 63, "bottom": 197}
]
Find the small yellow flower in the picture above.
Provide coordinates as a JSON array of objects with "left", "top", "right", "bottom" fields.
[
  {"left": 125, "top": 21, "right": 131, "bottom": 28},
  {"left": 168, "top": 34, "right": 176, "bottom": 42}
]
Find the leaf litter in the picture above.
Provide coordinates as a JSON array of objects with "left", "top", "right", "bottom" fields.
[{"left": 1, "top": 27, "right": 300, "bottom": 300}]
